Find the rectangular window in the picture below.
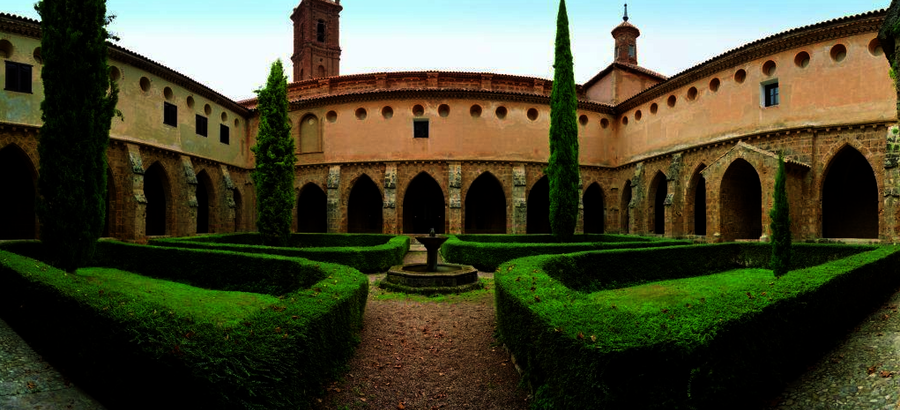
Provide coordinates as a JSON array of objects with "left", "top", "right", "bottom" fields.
[
  {"left": 196, "top": 115, "right": 208, "bottom": 137},
  {"left": 413, "top": 119, "right": 429, "bottom": 139},
  {"left": 4, "top": 61, "right": 33, "bottom": 94},
  {"left": 220, "top": 124, "right": 230, "bottom": 145},
  {"left": 163, "top": 102, "right": 177, "bottom": 126},
  {"left": 763, "top": 82, "right": 779, "bottom": 107}
]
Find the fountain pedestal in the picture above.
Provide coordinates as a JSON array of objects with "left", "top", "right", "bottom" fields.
[{"left": 380, "top": 234, "right": 480, "bottom": 294}]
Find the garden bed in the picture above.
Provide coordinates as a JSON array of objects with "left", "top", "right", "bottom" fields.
[
  {"left": 0, "top": 240, "right": 369, "bottom": 410},
  {"left": 494, "top": 242, "right": 900, "bottom": 409},
  {"left": 441, "top": 234, "right": 688, "bottom": 271},
  {"left": 150, "top": 233, "right": 409, "bottom": 273}
]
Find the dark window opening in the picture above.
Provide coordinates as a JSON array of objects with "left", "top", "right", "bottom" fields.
[
  {"left": 413, "top": 120, "right": 429, "bottom": 139},
  {"left": 196, "top": 115, "right": 208, "bottom": 137},
  {"left": 163, "top": 102, "right": 177, "bottom": 127},
  {"left": 628, "top": 44, "right": 635, "bottom": 58},
  {"left": 764, "top": 82, "right": 779, "bottom": 107},
  {"left": 5, "top": 61, "right": 33, "bottom": 93},
  {"left": 220, "top": 124, "right": 230, "bottom": 145},
  {"left": 317, "top": 20, "right": 326, "bottom": 43}
]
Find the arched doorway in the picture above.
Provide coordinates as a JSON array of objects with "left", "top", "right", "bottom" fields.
[
  {"left": 822, "top": 147, "right": 878, "bottom": 238},
  {"left": 583, "top": 183, "right": 604, "bottom": 234},
  {"left": 403, "top": 173, "right": 445, "bottom": 234},
  {"left": 649, "top": 172, "right": 667, "bottom": 235},
  {"left": 297, "top": 183, "right": 327, "bottom": 233},
  {"left": 233, "top": 189, "right": 243, "bottom": 232},
  {"left": 196, "top": 170, "right": 214, "bottom": 234},
  {"left": 347, "top": 175, "right": 383, "bottom": 233},
  {"left": 621, "top": 180, "right": 632, "bottom": 234},
  {"left": 719, "top": 159, "right": 762, "bottom": 240},
  {"left": 144, "top": 162, "right": 169, "bottom": 236},
  {"left": 464, "top": 172, "right": 506, "bottom": 234},
  {"left": 527, "top": 176, "right": 550, "bottom": 234},
  {"left": 0, "top": 145, "right": 36, "bottom": 239},
  {"left": 688, "top": 164, "right": 707, "bottom": 236}
]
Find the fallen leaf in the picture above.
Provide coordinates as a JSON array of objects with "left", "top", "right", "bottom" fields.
[
  {"left": 880, "top": 370, "right": 894, "bottom": 378},
  {"left": 398, "top": 402, "right": 406, "bottom": 409},
  {"left": 577, "top": 332, "right": 584, "bottom": 340}
]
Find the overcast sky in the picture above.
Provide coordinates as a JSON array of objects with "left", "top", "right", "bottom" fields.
[{"left": 4, "top": 1, "right": 886, "bottom": 100}]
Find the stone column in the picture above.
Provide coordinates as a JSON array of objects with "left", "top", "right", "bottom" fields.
[
  {"left": 576, "top": 173, "right": 584, "bottom": 234},
  {"left": 629, "top": 162, "right": 645, "bottom": 234},
  {"left": 884, "top": 125, "right": 900, "bottom": 242},
  {"left": 220, "top": 165, "right": 237, "bottom": 233},
  {"left": 383, "top": 164, "right": 398, "bottom": 234},
  {"left": 326, "top": 165, "right": 341, "bottom": 233},
  {"left": 125, "top": 143, "right": 146, "bottom": 241},
  {"left": 180, "top": 155, "right": 198, "bottom": 236},
  {"left": 665, "top": 154, "right": 683, "bottom": 238},
  {"left": 448, "top": 162, "right": 462, "bottom": 234},
  {"left": 512, "top": 165, "right": 527, "bottom": 234}
]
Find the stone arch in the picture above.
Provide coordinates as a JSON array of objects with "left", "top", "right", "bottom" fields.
[
  {"left": 822, "top": 146, "right": 878, "bottom": 238},
  {"left": 686, "top": 163, "right": 707, "bottom": 236},
  {"left": 647, "top": 171, "right": 667, "bottom": 235},
  {"left": 719, "top": 158, "right": 762, "bottom": 241},
  {"left": 0, "top": 144, "right": 37, "bottom": 239},
  {"left": 317, "top": 65, "right": 326, "bottom": 78},
  {"left": 299, "top": 113, "right": 320, "bottom": 153},
  {"left": 582, "top": 182, "right": 604, "bottom": 234},
  {"left": 233, "top": 188, "right": 244, "bottom": 232},
  {"left": 464, "top": 172, "right": 506, "bottom": 234},
  {"left": 297, "top": 183, "right": 327, "bottom": 233},
  {"left": 403, "top": 172, "right": 446, "bottom": 234},
  {"left": 621, "top": 179, "right": 632, "bottom": 234},
  {"left": 144, "top": 162, "right": 171, "bottom": 236},
  {"left": 195, "top": 170, "right": 216, "bottom": 234},
  {"left": 527, "top": 176, "right": 550, "bottom": 234},
  {"left": 347, "top": 174, "right": 383, "bottom": 233}
]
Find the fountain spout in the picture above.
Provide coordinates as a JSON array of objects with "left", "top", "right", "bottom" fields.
[{"left": 416, "top": 233, "right": 447, "bottom": 272}]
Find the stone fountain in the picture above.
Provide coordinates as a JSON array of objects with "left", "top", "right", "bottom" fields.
[{"left": 381, "top": 229, "right": 480, "bottom": 294}]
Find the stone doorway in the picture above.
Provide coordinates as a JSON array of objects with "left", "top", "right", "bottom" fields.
[
  {"left": 0, "top": 145, "right": 36, "bottom": 239},
  {"left": 583, "top": 183, "right": 604, "bottom": 234},
  {"left": 403, "top": 172, "right": 445, "bottom": 234},
  {"left": 526, "top": 176, "right": 550, "bottom": 234},
  {"left": 297, "top": 183, "right": 327, "bottom": 233},
  {"left": 719, "top": 159, "right": 761, "bottom": 240},
  {"left": 347, "top": 175, "right": 383, "bottom": 233},
  {"left": 464, "top": 172, "right": 506, "bottom": 234},
  {"left": 822, "top": 147, "right": 878, "bottom": 238}
]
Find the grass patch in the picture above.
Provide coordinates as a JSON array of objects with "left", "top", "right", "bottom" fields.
[{"left": 372, "top": 278, "right": 495, "bottom": 303}]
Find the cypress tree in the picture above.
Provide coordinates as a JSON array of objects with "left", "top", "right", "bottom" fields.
[
  {"left": 35, "top": 0, "right": 119, "bottom": 272},
  {"left": 252, "top": 60, "right": 295, "bottom": 247},
  {"left": 769, "top": 153, "right": 791, "bottom": 276},
  {"left": 548, "top": 0, "right": 580, "bottom": 242}
]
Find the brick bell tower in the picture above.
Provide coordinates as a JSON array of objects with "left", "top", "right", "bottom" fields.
[
  {"left": 611, "top": 3, "right": 640, "bottom": 65},
  {"left": 291, "top": 0, "right": 343, "bottom": 82}
]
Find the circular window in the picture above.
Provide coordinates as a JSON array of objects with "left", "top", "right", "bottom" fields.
[
  {"left": 667, "top": 95, "right": 677, "bottom": 108},
  {"left": 326, "top": 110, "right": 337, "bottom": 123},
  {"left": 163, "top": 87, "right": 174, "bottom": 101},
  {"left": 578, "top": 115, "right": 589, "bottom": 126},
  {"left": 527, "top": 108, "right": 539, "bottom": 121},
  {"left": 204, "top": 104, "right": 212, "bottom": 116},
  {"left": 734, "top": 69, "right": 746, "bottom": 84},
  {"left": 762, "top": 60, "right": 777, "bottom": 77},
  {"left": 109, "top": 66, "right": 122, "bottom": 83},
  {"left": 794, "top": 52, "right": 810, "bottom": 68},
  {"left": 650, "top": 103, "right": 659, "bottom": 114},
  {"left": 621, "top": 116, "right": 629, "bottom": 126},
  {"left": 438, "top": 104, "right": 450, "bottom": 118},
  {"left": 687, "top": 87, "right": 698, "bottom": 101},
  {"left": 234, "top": 118, "right": 240, "bottom": 127},
  {"left": 412, "top": 105, "right": 425, "bottom": 117},
  {"left": 496, "top": 106, "right": 508, "bottom": 119},
  {"left": 635, "top": 110, "right": 642, "bottom": 121},
  {"left": 221, "top": 112, "right": 228, "bottom": 122},
  {"left": 470, "top": 104, "right": 482, "bottom": 118},
  {"left": 382, "top": 106, "right": 394, "bottom": 119},
  {"left": 139, "top": 77, "right": 151, "bottom": 93},
  {"left": 32, "top": 47, "right": 42, "bottom": 64},
  {"left": 0, "top": 39, "right": 13, "bottom": 58},
  {"left": 869, "top": 38, "right": 883, "bottom": 56},
  {"left": 830, "top": 44, "right": 847, "bottom": 62},
  {"left": 709, "top": 78, "right": 720, "bottom": 92},
  {"left": 186, "top": 96, "right": 195, "bottom": 109},
  {"left": 600, "top": 118, "right": 610, "bottom": 129},
  {"left": 355, "top": 108, "right": 367, "bottom": 120}
]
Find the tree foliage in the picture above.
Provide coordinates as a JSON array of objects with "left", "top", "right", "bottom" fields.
[
  {"left": 36, "top": 0, "right": 119, "bottom": 272},
  {"left": 548, "top": 0, "right": 580, "bottom": 242},
  {"left": 252, "top": 60, "right": 295, "bottom": 247},
  {"left": 769, "top": 153, "right": 791, "bottom": 276}
]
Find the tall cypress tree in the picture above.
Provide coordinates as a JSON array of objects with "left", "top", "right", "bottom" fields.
[
  {"left": 548, "top": 0, "right": 580, "bottom": 242},
  {"left": 36, "top": 0, "right": 119, "bottom": 272},
  {"left": 769, "top": 153, "right": 791, "bottom": 276},
  {"left": 252, "top": 60, "right": 295, "bottom": 247}
]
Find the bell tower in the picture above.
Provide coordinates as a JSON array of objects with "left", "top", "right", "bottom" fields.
[
  {"left": 291, "top": 0, "right": 343, "bottom": 82},
  {"left": 611, "top": 3, "right": 640, "bottom": 65}
]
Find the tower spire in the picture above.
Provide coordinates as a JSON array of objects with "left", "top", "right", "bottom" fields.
[{"left": 623, "top": 3, "right": 628, "bottom": 22}]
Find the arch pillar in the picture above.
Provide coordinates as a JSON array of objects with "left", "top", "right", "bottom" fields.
[
  {"left": 576, "top": 173, "right": 584, "bottom": 234},
  {"left": 512, "top": 165, "right": 527, "bottom": 234},
  {"left": 181, "top": 155, "right": 199, "bottom": 236},
  {"left": 665, "top": 154, "right": 684, "bottom": 238},
  {"left": 220, "top": 164, "right": 238, "bottom": 233},
  {"left": 448, "top": 162, "right": 462, "bottom": 234},
  {"left": 383, "top": 164, "right": 398, "bottom": 234},
  {"left": 629, "top": 162, "right": 645, "bottom": 234},
  {"left": 124, "top": 143, "right": 147, "bottom": 241},
  {"left": 326, "top": 165, "right": 341, "bottom": 233}
]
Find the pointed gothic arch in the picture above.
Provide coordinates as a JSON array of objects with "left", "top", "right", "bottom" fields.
[
  {"left": 0, "top": 144, "right": 37, "bottom": 239},
  {"left": 144, "top": 162, "right": 171, "bottom": 236},
  {"left": 527, "top": 176, "right": 550, "bottom": 234},
  {"left": 347, "top": 175, "right": 383, "bottom": 233},
  {"left": 822, "top": 146, "right": 878, "bottom": 238},
  {"left": 195, "top": 170, "right": 216, "bottom": 234},
  {"left": 464, "top": 172, "right": 506, "bottom": 234},
  {"left": 297, "top": 183, "right": 327, "bottom": 233},
  {"left": 687, "top": 163, "right": 707, "bottom": 236},
  {"left": 719, "top": 159, "right": 762, "bottom": 241},
  {"left": 233, "top": 188, "right": 244, "bottom": 232},
  {"left": 582, "top": 183, "right": 605, "bottom": 234},
  {"left": 402, "top": 172, "right": 445, "bottom": 234},
  {"left": 648, "top": 171, "right": 667, "bottom": 235}
]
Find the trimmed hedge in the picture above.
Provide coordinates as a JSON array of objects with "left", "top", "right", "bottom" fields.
[
  {"left": 150, "top": 233, "right": 409, "bottom": 273},
  {"left": 0, "top": 240, "right": 368, "bottom": 409},
  {"left": 495, "top": 243, "right": 900, "bottom": 409},
  {"left": 441, "top": 234, "right": 688, "bottom": 271}
]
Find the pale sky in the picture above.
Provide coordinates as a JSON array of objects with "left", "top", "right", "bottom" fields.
[{"left": 3, "top": 1, "right": 887, "bottom": 100}]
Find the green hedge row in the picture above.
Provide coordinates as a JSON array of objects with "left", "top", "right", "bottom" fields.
[
  {"left": 441, "top": 234, "right": 688, "bottom": 271},
  {"left": 150, "top": 233, "right": 409, "bottom": 273},
  {"left": 0, "top": 241, "right": 368, "bottom": 409},
  {"left": 495, "top": 243, "right": 900, "bottom": 409}
]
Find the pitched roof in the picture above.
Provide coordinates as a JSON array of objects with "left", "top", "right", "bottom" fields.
[{"left": 582, "top": 62, "right": 668, "bottom": 90}]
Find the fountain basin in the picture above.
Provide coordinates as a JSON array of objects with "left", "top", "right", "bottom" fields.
[{"left": 380, "top": 263, "right": 481, "bottom": 294}]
